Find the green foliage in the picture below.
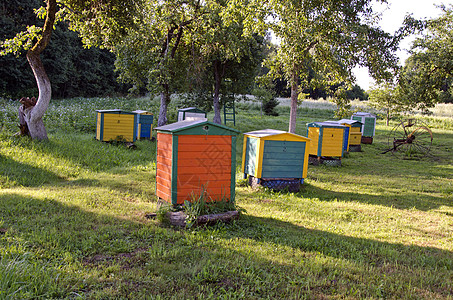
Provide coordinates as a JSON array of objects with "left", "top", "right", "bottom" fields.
[
  {"left": 0, "top": 0, "right": 130, "bottom": 99},
  {"left": 398, "top": 5, "right": 453, "bottom": 106},
  {"left": 368, "top": 84, "right": 408, "bottom": 125}
]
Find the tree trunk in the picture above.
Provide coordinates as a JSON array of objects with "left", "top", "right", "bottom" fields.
[
  {"left": 22, "top": 0, "right": 57, "bottom": 140},
  {"left": 212, "top": 60, "right": 222, "bottom": 124},
  {"left": 158, "top": 84, "right": 171, "bottom": 126},
  {"left": 25, "top": 52, "right": 51, "bottom": 140},
  {"left": 288, "top": 71, "right": 299, "bottom": 133}
]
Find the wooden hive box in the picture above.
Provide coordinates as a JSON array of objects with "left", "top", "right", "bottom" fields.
[
  {"left": 306, "top": 122, "right": 346, "bottom": 159},
  {"left": 155, "top": 120, "right": 239, "bottom": 205},
  {"left": 133, "top": 110, "right": 154, "bottom": 140},
  {"left": 351, "top": 112, "right": 376, "bottom": 143},
  {"left": 338, "top": 119, "right": 362, "bottom": 150},
  {"left": 95, "top": 109, "right": 137, "bottom": 142},
  {"left": 323, "top": 121, "right": 352, "bottom": 153},
  {"left": 177, "top": 107, "right": 207, "bottom": 122},
  {"left": 242, "top": 129, "right": 311, "bottom": 191}
]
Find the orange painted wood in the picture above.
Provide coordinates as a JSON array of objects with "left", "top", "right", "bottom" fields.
[
  {"left": 156, "top": 155, "right": 172, "bottom": 166},
  {"left": 156, "top": 176, "right": 171, "bottom": 188},
  {"left": 177, "top": 144, "right": 232, "bottom": 153},
  {"left": 178, "top": 135, "right": 232, "bottom": 145},
  {"left": 177, "top": 173, "right": 231, "bottom": 182},
  {"left": 177, "top": 151, "right": 231, "bottom": 160},
  {"left": 178, "top": 159, "right": 232, "bottom": 168},
  {"left": 177, "top": 166, "right": 231, "bottom": 175}
]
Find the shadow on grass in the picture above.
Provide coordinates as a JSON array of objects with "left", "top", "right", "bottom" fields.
[
  {"left": 7, "top": 133, "right": 157, "bottom": 174},
  {"left": 300, "top": 183, "right": 452, "bottom": 211},
  {"left": 1, "top": 192, "right": 452, "bottom": 298},
  {"left": 0, "top": 154, "right": 63, "bottom": 187},
  {"left": 227, "top": 214, "right": 453, "bottom": 274}
]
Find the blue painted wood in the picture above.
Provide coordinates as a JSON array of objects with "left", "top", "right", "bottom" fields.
[
  {"left": 343, "top": 127, "right": 350, "bottom": 151},
  {"left": 244, "top": 137, "right": 257, "bottom": 175}
]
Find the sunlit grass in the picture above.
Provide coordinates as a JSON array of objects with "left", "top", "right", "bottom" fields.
[{"left": 0, "top": 96, "right": 452, "bottom": 298}]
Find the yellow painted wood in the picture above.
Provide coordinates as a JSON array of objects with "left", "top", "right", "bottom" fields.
[
  {"left": 255, "top": 139, "right": 265, "bottom": 178},
  {"left": 321, "top": 128, "right": 343, "bottom": 157},
  {"left": 302, "top": 140, "right": 310, "bottom": 178},
  {"left": 349, "top": 132, "right": 362, "bottom": 145},
  {"left": 137, "top": 124, "right": 142, "bottom": 139},
  {"left": 307, "top": 127, "right": 320, "bottom": 155},
  {"left": 350, "top": 127, "right": 361, "bottom": 133},
  {"left": 96, "top": 113, "right": 102, "bottom": 140},
  {"left": 102, "top": 114, "right": 135, "bottom": 142},
  {"left": 241, "top": 135, "right": 248, "bottom": 174},
  {"left": 342, "top": 123, "right": 351, "bottom": 152}
]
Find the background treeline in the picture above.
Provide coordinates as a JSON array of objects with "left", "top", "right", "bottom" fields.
[
  {"left": 0, "top": 0, "right": 130, "bottom": 99},
  {"left": 0, "top": 0, "right": 368, "bottom": 101}
]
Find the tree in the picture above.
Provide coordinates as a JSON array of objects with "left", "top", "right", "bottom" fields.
[
  {"left": 398, "top": 5, "right": 453, "bottom": 107},
  {"left": 368, "top": 83, "right": 406, "bottom": 126},
  {"left": 116, "top": 0, "right": 264, "bottom": 125},
  {"left": 0, "top": 0, "right": 143, "bottom": 139},
  {"left": 241, "top": 0, "right": 412, "bottom": 133},
  {"left": 115, "top": 0, "right": 207, "bottom": 126}
]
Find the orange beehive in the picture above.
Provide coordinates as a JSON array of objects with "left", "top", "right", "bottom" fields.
[{"left": 155, "top": 120, "right": 239, "bottom": 205}]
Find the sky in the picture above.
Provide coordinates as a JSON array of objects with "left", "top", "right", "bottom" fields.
[{"left": 353, "top": 0, "right": 449, "bottom": 91}]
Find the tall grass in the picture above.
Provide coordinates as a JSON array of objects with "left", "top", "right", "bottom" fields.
[{"left": 0, "top": 96, "right": 452, "bottom": 299}]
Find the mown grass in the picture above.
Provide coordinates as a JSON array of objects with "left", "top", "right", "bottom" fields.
[{"left": 0, "top": 96, "right": 452, "bottom": 299}]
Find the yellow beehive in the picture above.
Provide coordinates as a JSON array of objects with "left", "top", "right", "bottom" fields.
[
  {"left": 306, "top": 122, "right": 346, "bottom": 158},
  {"left": 95, "top": 109, "right": 137, "bottom": 142}
]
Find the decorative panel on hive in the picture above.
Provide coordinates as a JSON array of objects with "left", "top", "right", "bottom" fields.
[
  {"left": 95, "top": 109, "right": 137, "bottom": 142},
  {"left": 155, "top": 120, "right": 239, "bottom": 205},
  {"left": 351, "top": 112, "right": 376, "bottom": 144},
  {"left": 177, "top": 107, "right": 207, "bottom": 122},
  {"left": 133, "top": 110, "right": 154, "bottom": 140},
  {"left": 306, "top": 122, "right": 346, "bottom": 159},
  {"left": 242, "top": 129, "right": 311, "bottom": 192}
]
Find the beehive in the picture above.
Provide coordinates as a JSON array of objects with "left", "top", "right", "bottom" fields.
[
  {"left": 351, "top": 112, "right": 376, "bottom": 143},
  {"left": 155, "top": 120, "right": 239, "bottom": 205},
  {"left": 338, "top": 119, "right": 362, "bottom": 151},
  {"left": 133, "top": 110, "right": 154, "bottom": 140},
  {"left": 242, "top": 129, "right": 311, "bottom": 192},
  {"left": 95, "top": 109, "right": 137, "bottom": 142},
  {"left": 323, "top": 121, "right": 351, "bottom": 153},
  {"left": 177, "top": 107, "right": 207, "bottom": 122},
  {"left": 306, "top": 122, "right": 346, "bottom": 158}
]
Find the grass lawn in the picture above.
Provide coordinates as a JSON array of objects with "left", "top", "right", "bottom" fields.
[{"left": 0, "top": 97, "right": 452, "bottom": 299}]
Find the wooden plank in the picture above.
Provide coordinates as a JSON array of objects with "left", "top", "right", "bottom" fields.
[
  {"left": 178, "top": 144, "right": 232, "bottom": 153},
  {"left": 178, "top": 159, "right": 231, "bottom": 168},
  {"left": 178, "top": 173, "right": 231, "bottom": 182},
  {"left": 156, "top": 176, "right": 171, "bottom": 188},
  {"left": 178, "top": 135, "right": 232, "bottom": 143},
  {"left": 177, "top": 166, "right": 231, "bottom": 175},
  {"left": 177, "top": 151, "right": 231, "bottom": 160},
  {"left": 261, "top": 170, "right": 303, "bottom": 178}
]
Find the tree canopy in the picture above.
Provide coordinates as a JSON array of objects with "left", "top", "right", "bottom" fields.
[
  {"left": 237, "top": 0, "right": 415, "bottom": 132},
  {"left": 398, "top": 4, "right": 453, "bottom": 108}
]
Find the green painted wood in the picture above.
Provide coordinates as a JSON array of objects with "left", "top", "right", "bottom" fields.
[
  {"left": 244, "top": 137, "right": 257, "bottom": 175},
  {"left": 261, "top": 169, "right": 303, "bottom": 178},
  {"left": 363, "top": 117, "right": 375, "bottom": 137},
  {"left": 230, "top": 136, "right": 236, "bottom": 202},
  {"left": 171, "top": 135, "right": 178, "bottom": 205},
  {"left": 261, "top": 140, "right": 305, "bottom": 178}
]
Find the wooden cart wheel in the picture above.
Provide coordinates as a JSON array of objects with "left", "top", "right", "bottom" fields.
[{"left": 387, "top": 119, "right": 433, "bottom": 159}]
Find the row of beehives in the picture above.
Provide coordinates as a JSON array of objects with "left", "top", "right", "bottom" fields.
[
  {"left": 94, "top": 107, "right": 207, "bottom": 142},
  {"left": 153, "top": 111, "right": 376, "bottom": 206}
]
